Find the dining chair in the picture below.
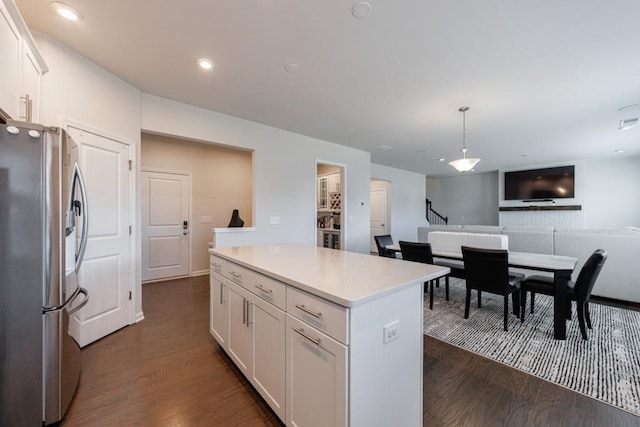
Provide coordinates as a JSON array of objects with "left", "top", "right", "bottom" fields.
[
  {"left": 432, "top": 259, "right": 465, "bottom": 288},
  {"left": 461, "top": 246, "right": 523, "bottom": 331},
  {"left": 520, "top": 249, "right": 607, "bottom": 340},
  {"left": 399, "top": 241, "right": 449, "bottom": 309},
  {"left": 374, "top": 234, "right": 396, "bottom": 258}
]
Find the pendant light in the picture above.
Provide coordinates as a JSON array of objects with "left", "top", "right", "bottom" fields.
[{"left": 449, "top": 106, "right": 481, "bottom": 172}]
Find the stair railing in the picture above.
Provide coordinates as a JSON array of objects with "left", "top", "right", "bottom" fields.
[{"left": 426, "top": 199, "right": 448, "bottom": 225}]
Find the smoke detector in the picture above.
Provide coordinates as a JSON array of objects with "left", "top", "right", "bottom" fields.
[{"left": 352, "top": 2, "right": 372, "bottom": 18}]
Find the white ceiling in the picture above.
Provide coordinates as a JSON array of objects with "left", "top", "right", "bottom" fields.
[{"left": 15, "top": 0, "right": 640, "bottom": 177}]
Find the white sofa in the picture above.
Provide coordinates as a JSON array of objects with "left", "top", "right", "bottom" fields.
[{"left": 417, "top": 225, "right": 640, "bottom": 303}]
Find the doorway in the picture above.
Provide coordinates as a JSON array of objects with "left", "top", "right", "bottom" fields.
[
  {"left": 141, "top": 169, "right": 191, "bottom": 282},
  {"left": 316, "top": 162, "right": 345, "bottom": 250},
  {"left": 65, "top": 125, "right": 133, "bottom": 348},
  {"left": 370, "top": 180, "right": 391, "bottom": 254}
]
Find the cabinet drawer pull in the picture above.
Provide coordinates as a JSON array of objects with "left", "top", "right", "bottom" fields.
[
  {"left": 255, "top": 284, "right": 273, "bottom": 294},
  {"left": 212, "top": 262, "right": 221, "bottom": 269},
  {"left": 293, "top": 327, "right": 321, "bottom": 346},
  {"left": 219, "top": 283, "right": 224, "bottom": 304},
  {"left": 229, "top": 271, "right": 242, "bottom": 279},
  {"left": 295, "top": 304, "right": 322, "bottom": 319}
]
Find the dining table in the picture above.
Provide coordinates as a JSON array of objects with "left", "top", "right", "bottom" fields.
[{"left": 387, "top": 244, "right": 577, "bottom": 340}]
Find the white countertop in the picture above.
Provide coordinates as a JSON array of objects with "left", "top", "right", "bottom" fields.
[{"left": 209, "top": 244, "right": 449, "bottom": 307}]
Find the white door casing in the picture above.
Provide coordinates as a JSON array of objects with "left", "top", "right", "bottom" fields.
[
  {"left": 370, "top": 187, "right": 388, "bottom": 253},
  {"left": 66, "top": 126, "right": 132, "bottom": 348},
  {"left": 141, "top": 170, "right": 190, "bottom": 282}
]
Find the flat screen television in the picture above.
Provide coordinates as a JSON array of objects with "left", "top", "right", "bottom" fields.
[{"left": 504, "top": 165, "right": 575, "bottom": 201}]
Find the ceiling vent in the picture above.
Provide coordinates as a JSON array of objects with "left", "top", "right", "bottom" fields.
[{"left": 618, "top": 118, "right": 638, "bottom": 130}]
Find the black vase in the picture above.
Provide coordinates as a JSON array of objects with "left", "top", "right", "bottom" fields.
[{"left": 228, "top": 209, "right": 244, "bottom": 227}]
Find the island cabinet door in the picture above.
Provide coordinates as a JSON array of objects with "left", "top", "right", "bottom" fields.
[
  {"left": 285, "top": 314, "right": 347, "bottom": 427},
  {"left": 210, "top": 272, "right": 228, "bottom": 348},
  {"left": 251, "top": 297, "right": 286, "bottom": 421},
  {"left": 227, "top": 282, "right": 253, "bottom": 377}
]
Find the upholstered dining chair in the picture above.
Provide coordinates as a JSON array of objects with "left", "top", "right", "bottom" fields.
[
  {"left": 461, "top": 246, "right": 523, "bottom": 331},
  {"left": 399, "top": 241, "right": 449, "bottom": 309},
  {"left": 520, "top": 249, "right": 607, "bottom": 340},
  {"left": 374, "top": 234, "right": 396, "bottom": 258}
]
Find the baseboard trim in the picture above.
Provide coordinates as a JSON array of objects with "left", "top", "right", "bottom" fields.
[
  {"left": 591, "top": 295, "right": 640, "bottom": 311},
  {"left": 191, "top": 270, "right": 209, "bottom": 277},
  {"left": 135, "top": 311, "right": 145, "bottom": 323}
]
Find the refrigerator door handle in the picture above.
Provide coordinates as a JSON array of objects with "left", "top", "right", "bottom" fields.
[
  {"left": 72, "top": 163, "right": 89, "bottom": 273},
  {"left": 66, "top": 287, "right": 89, "bottom": 316},
  {"left": 43, "top": 286, "right": 83, "bottom": 313}
]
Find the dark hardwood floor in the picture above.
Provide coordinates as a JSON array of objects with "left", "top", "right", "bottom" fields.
[
  {"left": 62, "top": 276, "right": 281, "bottom": 426},
  {"left": 63, "top": 276, "right": 640, "bottom": 426}
]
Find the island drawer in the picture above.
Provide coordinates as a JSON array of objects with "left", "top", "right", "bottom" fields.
[
  {"left": 246, "top": 271, "right": 286, "bottom": 311},
  {"left": 226, "top": 262, "right": 250, "bottom": 286},
  {"left": 210, "top": 255, "right": 227, "bottom": 277},
  {"left": 287, "top": 287, "right": 349, "bottom": 345}
]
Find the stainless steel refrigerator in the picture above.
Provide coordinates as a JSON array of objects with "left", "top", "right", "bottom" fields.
[{"left": 1, "top": 119, "right": 89, "bottom": 425}]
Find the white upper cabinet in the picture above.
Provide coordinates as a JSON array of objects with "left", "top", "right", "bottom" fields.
[
  {"left": 20, "top": 42, "right": 42, "bottom": 122},
  {"left": 317, "top": 172, "right": 340, "bottom": 209},
  {"left": 327, "top": 173, "right": 340, "bottom": 194},
  {"left": 0, "top": 0, "right": 47, "bottom": 122},
  {"left": 0, "top": 1, "right": 21, "bottom": 119},
  {"left": 317, "top": 176, "right": 328, "bottom": 209}
]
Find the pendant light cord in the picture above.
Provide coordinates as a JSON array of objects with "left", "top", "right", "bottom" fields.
[{"left": 460, "top": 106, "right": 469, "bottom": 157}]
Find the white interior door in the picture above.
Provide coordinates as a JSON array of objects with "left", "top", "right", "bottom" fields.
[
  {"left": 66, "top": 126, "right": 132, "bottom": 347},
  {"left": 370, "top": 187, "right": 388, "bottom": 253},
  {"left": 142, "top": 170, "right": 190, "bottom": 282}
]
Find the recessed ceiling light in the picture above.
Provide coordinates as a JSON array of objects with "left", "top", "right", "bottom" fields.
[
  {"left": 438, "top": 158, "right": 445, "bottom": 162},
  {"left": 197, "top": 58, "right": 214, "bottom": 70},
  {"left": 615, "top": 149, "right": 625, "bottom": 153},
  {"left": 284, "top": 64, "right": 299, "bottom": 73},
  {"left": 51, "top": 2, "right": 83, "bottom": 21}
]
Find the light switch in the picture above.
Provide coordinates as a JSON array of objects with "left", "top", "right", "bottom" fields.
[
  {"left": 270, "top": 216, "right": 280, "bottom": 225},
  {"left": 200, "top": 216, "right": 213, "bottom": 223}
]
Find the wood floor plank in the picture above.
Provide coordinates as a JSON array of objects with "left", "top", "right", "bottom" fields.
[{"left": 62, "top": 276, "right": 640, "bottom": 426}]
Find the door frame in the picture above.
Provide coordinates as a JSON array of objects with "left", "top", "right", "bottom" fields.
[
  {"left": 315, "top": 159, "right": 347, "bottom": 250},
  {"left": 60, "top": 116, "right": 138, "bottom": 325},
  {"left": 370, "top": 180, "right": 391, "bottom": 253},
  {"left": 141, "top": 167, "right": 193, "bottom": 279}
]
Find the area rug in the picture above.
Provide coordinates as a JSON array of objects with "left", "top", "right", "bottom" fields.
[{"left": 423, "top": 279, "right": 640, "bottom": 416}]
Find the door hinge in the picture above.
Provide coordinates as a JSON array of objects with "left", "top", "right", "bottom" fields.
[
  {"left": 129, "top": 291, "right": 132, "bottom": 300},
  {"left": 128, "top": 160, "right": 132, "bottom": 171},
  {"left": 129, "top": 225, "right": 132, "bottom": 235}
]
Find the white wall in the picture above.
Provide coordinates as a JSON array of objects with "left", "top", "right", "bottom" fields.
[
  {"left": 142, "top": 133, "right": 254, "bottom": 273},
  {"left": 428, "top": 156, "right": 640, "bottom": 229},
  {"left": 35, "top": 36, "right": 141, "bottom": 140},
  {"left": 371, "top": 164, "right": 429, "bottom": 242},
  {"left": 34, "top": 35, "right": 145, "bottom": 321},
  {"left": 584, "top": 155, "right": 640, "bottom": 228},
  {"left": 141, "top": 94, "right": 372, "bottom": 254},
  {"left": 426, "top": 171, "right": 499, "bottom": 225}
]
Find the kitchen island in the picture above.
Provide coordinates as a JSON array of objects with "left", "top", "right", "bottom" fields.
[{"left": 209, "top": 244, "right": 449, "bottom": 427}]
